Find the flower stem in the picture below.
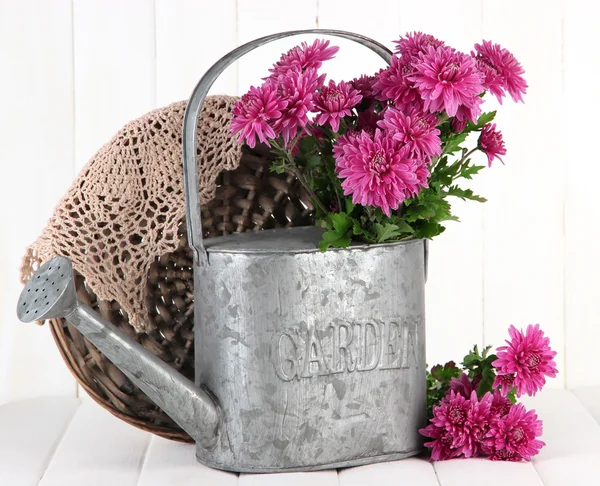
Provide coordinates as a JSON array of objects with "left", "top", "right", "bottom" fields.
[
  {"left": 436, "top": 113, "right": 450, "bottom": 126},
  {"left": 293, "top": 167, "right": 329, "bottom": 215},
  {"left": 282, "top": 149, "right": 329, "bottom": 215},
  {"left": 448, "top": 147, "right": 479, "bottom": 185},
  {"left": 458, "top": 148, "right": 478, "bottom": 169},
  {"left": 330, "top": 174, "right": 343, "bottom": 213}
]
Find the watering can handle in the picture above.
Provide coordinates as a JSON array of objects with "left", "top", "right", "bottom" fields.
[{"left": 181, "top": 29, "right": 393, "bottom": 265}]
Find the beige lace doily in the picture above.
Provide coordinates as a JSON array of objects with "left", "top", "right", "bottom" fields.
[{"left": 20, "top": 96, "right": 242, "bottom": 333}]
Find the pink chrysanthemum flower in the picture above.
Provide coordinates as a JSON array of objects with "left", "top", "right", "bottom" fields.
[
  {"left": 473, "top": 40, "right": 527, "bottom": 103},
  {"left": 334, "top": 129, "right": 428, "bottom": 216},
  {"left": 483, "top": 403, "right": 545, "bottom": 461},
  {"left": 332, "top": 131, "right": 357, "bottom": 162},
  {"left": 474, "top": 57, "right": 506, "bottom": 104},
  {"left": 493, "top": 373, "right": 516, "bottom": 397},
  {"left": 230, "top": 83, "right": 287, "bottom": 148},
  {"left": 449, "top": 373, "right": 479, "bottom": 399},
  {"left": 490, "top": 390, "right": 511, "bottom": 418},
  {"left": 451, "top": 117, "right": 468, "bottom": 133},
  {"left": 313, "top": 80, "right": 362, "bottom": 133},
  {"left": 268, "top": 39, "right": 339, "bottom": 78},
  {"left": 351, "top": 74, "right": 378, "bottom": 100},
  {"left": 419, "top": 425, "right": 461, "bottom": 461},
  {"left": 420, "top": 391, "right": 493, "bottom": 460},
  {"left": 377, "top": 108, "right": 442, "bottom": 157},
  {"left": 373, "top": 56, "right": 423, "bottom": 112},
  {"left": 272, "top": 67, "right": 325, "bottom": 144},
  {"left": 420, "top": 391, "right": 473, "bottom": 459},
  {"left": 466, "top": 391, "right": 495, "bottom": 455},
  {"left": 394, "top": 31, "right": 445, "bottom": 58},
  {"left": 492, "top": 324, "right": 558, "bottom": 397},
  {"left": 414, "top": 156, "right": 430, "bottom": 187},
  {"left": 478, "top": 123, "right": 507, "bottom": 167},
  {"left": 409, "top": 46, "right": 484, "bottom": 118}
]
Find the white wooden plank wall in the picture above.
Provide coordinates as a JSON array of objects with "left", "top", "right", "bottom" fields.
[
  {"left": 0, "top": 0, "right": 77, "bottom": 403},
  {"left": 481, "top": 0, "right": 566, "bottom": 387},
  {"left": 0, "top": 0, "right": 593, "bottom": 403},
  {"left": 564, "top": 0, "right": 599, "bottom": 388}
]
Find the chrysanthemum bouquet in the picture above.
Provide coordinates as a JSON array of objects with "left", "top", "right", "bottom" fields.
[
  {"left": 422, "top": 324, "right": 558, "bottom": 461},
  {"left": 230, "top": 32, "right": 527, "bottom": 249}
]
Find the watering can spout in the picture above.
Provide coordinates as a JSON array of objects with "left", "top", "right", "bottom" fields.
[{"left": 17, "top": 256, "right": 220, "bottom": 448}]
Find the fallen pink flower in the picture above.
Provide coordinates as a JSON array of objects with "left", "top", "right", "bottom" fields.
[{"left": 492, "top": 324, "right": 558, "bottom": 397}]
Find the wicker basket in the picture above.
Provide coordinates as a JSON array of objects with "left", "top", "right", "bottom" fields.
[{"left": 49, "top": 143, "right": 313, "bottom": 442}]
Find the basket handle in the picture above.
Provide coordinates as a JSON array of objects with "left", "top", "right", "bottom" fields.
[{"left": 182, "top": 29, "right": 393, "bottom": 265}]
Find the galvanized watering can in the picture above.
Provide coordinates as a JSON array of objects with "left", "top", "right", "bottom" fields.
[{"left": 18, "top": 30, "right": 428, "bottom": 473}]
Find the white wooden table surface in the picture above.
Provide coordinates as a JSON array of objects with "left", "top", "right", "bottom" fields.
[{"left": 1, "top": 388, "right": 599, "bottom": 486}]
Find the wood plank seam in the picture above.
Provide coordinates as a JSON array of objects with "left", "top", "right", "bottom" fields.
[
  {"left": 151, "top": 0, "right": 158, "bottom": 109},
  {"left": 135, "top": 435, "right": 154, "bottom": 486},
  {"left": 526, "top": 458, "right": 546, "bottom": 485},
  {"left": 559, "top": 1, "right": 568, "bottom": 392},
  {"left": 69, "top": 0, "right": 77, "bottom": 185},
  {"left": 432, "top": 463, "right": 442, "bottom": 486},
  {"left": 568, "top": 388, "right": 596, "bottom": 423},
  {"left": 36, "top": 399, "right": 82, "bottom": 485}
]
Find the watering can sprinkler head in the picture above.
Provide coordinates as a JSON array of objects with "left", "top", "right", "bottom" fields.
[{"left": 17, "top": 256, "right": 78, "bottom": 323}]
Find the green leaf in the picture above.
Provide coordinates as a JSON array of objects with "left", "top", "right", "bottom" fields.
[
  {"left": 464, "top": 111, "right": 497, "bottom": 132},
  {"left": 481, "top": 345, "right": 493, "bottom": 359},
  {"left": 389, "top": 218, "right": 415, "bottom": 234},
  {"left": 306, "top": 155, "right": 322, "bottom": 169},
  {"left": 477, "top": 110, "right": 497, "bottom": 127},
  {"left": 405, "top": 189, "right": 458, "bottom": 222},
  {"left": 426, "top": 361, "right": 462, "bottom": 418},
  {"left": 270, "top": 158, "right": 288, "bottom": 174},
  {"left": 431, "top": 361, "right": 462, "bottom": 382},
  {"left": 413, "top": 221, "right": 446, "bottom": 239},
  {"left": 318, "top": 212, "right": 353, "bottom": 251},
  {"left": 462, "top": 345, "right": 482, "bottom": 369},
  {"left": 403, "top": 206, "right": 435, "bottom": 222},
  {"left": 443, "top": 132, "right": 468, "bottom": 155},
  {"left": 331, "top": 212, "right": 353, "bottom": 234},
  {"left": 352, "top": 220, "right": 376, "bottom": 243},
  {"left": 477, "top": 366, "right": 496, "bottom": 397},
  {"left": 507, "top": 387, "right": 518, "bottom": 404},
  {"left": 345, "top": 198, "right": 356, "bottom": 214},
  {"left": 373, "top": 223, "right": 403, "bottom": 243},
  {"left": 319, "top": 226, "right": 352, "bottom": 251},
  {"left": 460, "top": 164, "right": 486, "bottom": 180},
  {"left": 444, "top": 186, "right": 487, "bottom": 202},
  {"left": 298, "top": 135, "right": 316, "bottom": 155},
  {"left": 432, "top": 156, "right": 459, "bottom": 186},
  {"left": 460, "top": 344, "right": 501, "bottom": 398},
  {"left": 432, "top": 156, "right": 446, "bottom": 171},
  {"left": 318, "top": 233, "right": 351, "bottom": 251}
]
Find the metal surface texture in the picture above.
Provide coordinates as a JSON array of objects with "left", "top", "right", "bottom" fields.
[
  {"left": 195, "top": 227, "right": 427, "bottom": 472},
  {"left": 17, "top": 257, "right": 221, "bottom": 449},
  {"left": 181, "top": 29, "right": 393, "bottom": 264},
  {"left": 18, "top": 231, "right": 427, "bottom": 472}
]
